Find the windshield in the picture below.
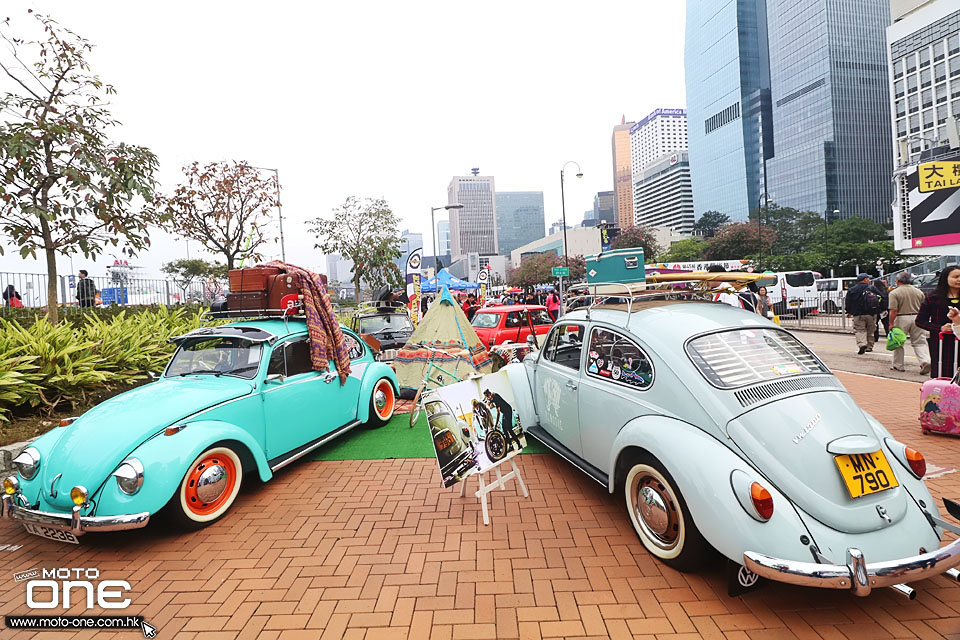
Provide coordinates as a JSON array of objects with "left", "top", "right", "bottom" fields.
[
  {"left": 686, "top": 328, "right": 829, "bottom": 388},
  {"left": 359, "top": 314, "right": 413, "bottom": 334},
  {"left": 166, "top": 336, "right": 263, "bottom": 379},
  {"left": 472, "top": 313, "right": 500, "bottom": 328},
  {"left": 785, "top": 272, "right": 815, "bottom": 287}
]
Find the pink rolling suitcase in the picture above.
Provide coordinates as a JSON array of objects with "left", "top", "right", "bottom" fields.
[{"left": 920, "top": 332, "right": 960, "bottom": 436}]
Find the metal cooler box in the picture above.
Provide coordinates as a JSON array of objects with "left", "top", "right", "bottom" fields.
[{"left": 585, "top": 248, "right": 645, "bottom": 290}]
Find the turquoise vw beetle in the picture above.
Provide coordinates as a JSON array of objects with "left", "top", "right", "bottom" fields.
[{"left": 1, "top": 318, "right": 398, "bottom": 540}]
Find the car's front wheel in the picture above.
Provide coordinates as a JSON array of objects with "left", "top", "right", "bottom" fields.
[
  {"left": 168, "top": 446, "right": 243, "bottom": 529},
  {"left": 624, "top": 456, "right": 709, "bottom": 571},
  {"left": 367, "top": 378, "right": 395, "bottom": 428}
]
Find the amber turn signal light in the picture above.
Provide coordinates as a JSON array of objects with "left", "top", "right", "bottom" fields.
[
  {"left": 750, "top": 482, "right": 774, "bottom": 520},
  {"left": 905, "top": 447, "right": 926, "bottom": 478}
]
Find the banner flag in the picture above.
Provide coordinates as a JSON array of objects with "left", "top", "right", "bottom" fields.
[{"left": 406, "top": 248, "right": 423, "bottom": 326}]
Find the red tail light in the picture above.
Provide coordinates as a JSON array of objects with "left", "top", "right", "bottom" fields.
[
  {"left": 905, "top": 447, "right": 926, "bottom": 478},
  {"left": 750, "top": 482, "right": 774, "bottom": 520}
]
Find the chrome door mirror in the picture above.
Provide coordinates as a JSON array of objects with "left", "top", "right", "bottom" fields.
[{"left": 265, "top": 373, "right": 284, "bottom": 384}]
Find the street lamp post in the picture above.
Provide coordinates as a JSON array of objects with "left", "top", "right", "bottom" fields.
[
  {"left": 246, "top": 165, "right": 286, "bottom": 262},
  {"left": 560, "top": 161, "right": 583, "bottom": 267},
  {"left": 430, "top": 204, "right": 463, "bottom": 274}
]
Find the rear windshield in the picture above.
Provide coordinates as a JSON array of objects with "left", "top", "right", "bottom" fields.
[
  {"left": 686, "top": 328, "right": 829, "bottom": 388},
  {"left": 472, "top": 313, "right": 500, "bottom": 328},
  {"left": 785, "top": 272, "right": 815, "bottom": 287}
]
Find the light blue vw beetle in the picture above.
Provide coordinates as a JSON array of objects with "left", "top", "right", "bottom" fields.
[
  {"left": 509, "top": 288, "right": 960, "bottom": 599},
  {"left": 1, "top": 319, "right": 398, "bottom": 541}
]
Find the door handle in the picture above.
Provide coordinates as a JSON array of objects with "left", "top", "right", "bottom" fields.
[
  {"left": 565, "top": 381, "right": 578, "bottom": 391},
  {"left": 322, "top": 372, "right": 337, "bottom": 384}
]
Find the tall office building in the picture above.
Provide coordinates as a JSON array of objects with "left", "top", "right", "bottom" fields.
[
  {"left": 766, "top": 0, "right": 893, "bottom": 222},
  {"left": 685, "top": 0, "right": 773, "bottom": 222},
  {"left": 495, "top": 191, "right": 545, "bottom": 257},
  {"left": 632, "top": 152, "right": 695, "bottom": 235},
  {"left": 594, "top": 191, "right": 616, "bottom": 225},
  {"left": 685, "top": 0, "right": 894, "bottom": 223},
  {"left": 395, "top": 229, "right": 423, "bottom": 273},
  {"left": 630, "top": 109, "right": 689, "bottom": 173},
  {"left": 437, "top": 220, "right": 450, "bottom": 256},
  {"left": 447, "top": 172, "right": 497, "bottom": 258},
  {"left": 887, "top": 1, "right": 960, "bottom": 167},
  {"left": 612, "top": 119, "right": 636, "bottom": 228}
]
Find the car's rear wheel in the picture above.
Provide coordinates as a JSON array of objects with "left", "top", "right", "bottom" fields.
[
  {"left": 624, "top": 456, "right": 709, "bottom": 571},
  {"left": 485, "top": 431, "right": 507, "bottom": 462},
  {"left": 169, "top": 446, "right": 243, "bottom": 529},
  {"left": 367, "top": 378, "right": 395, "bottom": 428}
]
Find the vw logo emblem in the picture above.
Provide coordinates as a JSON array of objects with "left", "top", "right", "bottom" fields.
[{"left": 737, "top": 566, "right": 760, "bottom": 588}]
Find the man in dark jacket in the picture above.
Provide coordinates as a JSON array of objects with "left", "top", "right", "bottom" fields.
[
  {"left": 76, "top": 270, "right": 97, "bottom": 308},
  {"left": 844, "top": 273, "right": 882, "bottom": 355}
]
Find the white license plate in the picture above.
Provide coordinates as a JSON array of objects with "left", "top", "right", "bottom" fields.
[{"left": 23, "top": 522, "right": 79, "bottom": 544}]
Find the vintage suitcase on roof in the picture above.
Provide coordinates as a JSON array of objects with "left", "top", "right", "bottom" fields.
[
  {"left": 229, "top": 266, "right": 281, "bottom": 292},
  {"left": 585, "top": 248, "right": 645, "bottom": 287}
]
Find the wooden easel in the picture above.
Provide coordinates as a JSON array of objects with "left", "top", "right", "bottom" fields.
[{"left": 459, "top": 451, "right": 529, "bottom": 525}]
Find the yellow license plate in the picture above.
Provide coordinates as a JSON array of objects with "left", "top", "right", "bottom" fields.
[
  {"left": 834, "top": 451, "right": 899, "bottom": 499},
  {"left": 788, "top": 301, "right": 799, "bottom": 307}
]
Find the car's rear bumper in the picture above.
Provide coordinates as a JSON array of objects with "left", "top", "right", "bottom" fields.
[
  {"left": 2, "top": 494, "right": 150, "bottom": 535},
  {"left": 744, "top": 536, "right": 960, "bottom": 596}
]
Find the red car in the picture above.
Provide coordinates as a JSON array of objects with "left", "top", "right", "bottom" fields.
[{"left": 471, "top": 305, "right": 554, "bottom": 348}]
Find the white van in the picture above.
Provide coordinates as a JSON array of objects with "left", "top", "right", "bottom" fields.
[
  {"left": 763, "top": 271, "right": 819, "bottom": 316},
  {"left": 815, "top": 277, "right": 858, "bottom": 314}
]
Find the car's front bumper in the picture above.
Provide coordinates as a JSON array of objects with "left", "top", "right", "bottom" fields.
[
  {"left": 744, "top": 536, "right": 960, "bottom": 596},
  {"left": 1, "top": 494, "right": 150, "bottom": 535}
]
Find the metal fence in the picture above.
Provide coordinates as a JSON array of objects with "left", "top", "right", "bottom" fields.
[
  {"left": 0, "top": 271, "right": 228, "bottom": 317},
  {"left": 772, "top": 295, "right": 859, "bottom": 332}
]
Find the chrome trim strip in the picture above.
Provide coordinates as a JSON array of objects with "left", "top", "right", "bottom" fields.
[
  {"left": 744, "top": 537, "right": 960, "bottom": 595},
  {"left": 525, "top": 427, "right": 607, "bottom": 487},
  {"left": 270, "top": 420, "right": 362, "bottom": 472},
  {"left": 3, "top": 495, "right": 150, "bottom": 534},
  {"left": 261, "top": 375, "right": 324, "bottom": 395}
]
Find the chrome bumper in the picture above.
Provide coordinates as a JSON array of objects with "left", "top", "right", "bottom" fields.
[
  {"left": 744, "top": 536, "right": 960, "bottom": 596},
  {"left": 1, "top": 494, "right": 150, "bottom": 535}
]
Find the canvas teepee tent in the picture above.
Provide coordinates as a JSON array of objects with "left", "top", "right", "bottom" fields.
[{"left": 395, "top": 286, "right": 492, "bottom": 397}]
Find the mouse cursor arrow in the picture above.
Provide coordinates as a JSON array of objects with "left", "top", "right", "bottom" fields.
[{"left": 141, "top": 619, "right": 157, "bottom": 639}]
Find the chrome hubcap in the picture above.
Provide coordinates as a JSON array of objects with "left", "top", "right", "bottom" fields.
[
  {"left": 630, "top": 473, "right": 680, "bottom": 550},
  {"left": 375, "top": 389, "right": 387, "bottom": 411},
  {"left": 195, "top": 464, "right": 229, "bottom": 503}
]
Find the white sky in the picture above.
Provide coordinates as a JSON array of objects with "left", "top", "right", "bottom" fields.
[{"left": 0, "top": 1, "right": 687, "bottom": 279}]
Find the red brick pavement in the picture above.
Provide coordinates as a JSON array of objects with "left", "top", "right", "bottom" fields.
[{"left": 2, "top": 372, "right": 960, "bottom": 639}]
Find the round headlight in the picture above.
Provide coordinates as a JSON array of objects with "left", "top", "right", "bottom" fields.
[
  {"left": 12, "top": 447, "right": 40, "bottom": 480},
  {"left": 70, "top": 486, "right": 89, "bottom": 506},
  {"left": 111, "top": 459, "right": 144, "bottom": 495},
  {"left": 3, "top": 476, "right": 19, "bottom": 495}
]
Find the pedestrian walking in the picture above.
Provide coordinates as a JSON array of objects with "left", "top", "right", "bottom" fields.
[
  {"left": 545, "top": 289, "right": 560, "bottom": 321},
  {"left": 874, "top": 279, "right": 890, "bottom": 341},
  {"left": 2, "top": 284, "right": 22, "bottom": 308},
  {"left": 756, "top": 286, "right": 773, "bottom": 319},
  {"left": 918, "top": 265, "right": 960, "bottom": 378},
  {"left": 76, "top": 270, "right": 98, "bottom": 308},
  {"left": 887, "top": 272, "right": 930, "bottom": 373},
  {"left": 844, "top": 273, "right": 882, "bottom": 355}
]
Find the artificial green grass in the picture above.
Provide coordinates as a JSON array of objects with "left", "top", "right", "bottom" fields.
[{"left": 311, "top": 411, "right": 549, "bottom": 461}]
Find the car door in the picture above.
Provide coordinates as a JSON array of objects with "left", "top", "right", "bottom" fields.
[
  {"left": 262, "top": 337, "right": 351, "bottom": 459},
  {"left": 579, "top": 326, "right": 657, "bottom": 470},
  {"left": 533, "top": 322, "right": 587, "bottom": 455}
]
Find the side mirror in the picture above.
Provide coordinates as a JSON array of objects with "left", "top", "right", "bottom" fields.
[
  {"left": 147, "top": 371, "right": 158, "bottom": 381},
  {"left": 526, "top": 334, "right": 538, "bottom": 348},
  {"left": 266, "top": 373, "right": 284, "bottom": 383}
]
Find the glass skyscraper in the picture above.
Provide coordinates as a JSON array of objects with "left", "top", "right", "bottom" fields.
[
  {"left": 685, "top": 0, "right": 772, "bottom": 222},
  {"left": 766, "top": 0, "right": 893, "bottom": 222},
  {"left": 685, "top": 0, "right": 893, "bottom": 223},
  {"left": 495, "top": 192, "right": 545, "bottom": 257}
]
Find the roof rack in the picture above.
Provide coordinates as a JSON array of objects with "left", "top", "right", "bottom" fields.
[
  {"left": 355, "top": 300, "right": 409, "bottom": 315},
  {"left": 202, "top": 307, "right": 305, "bottom": 332},
  {"left": 570, "top": 273, "right": 766, "bottom": 321}
]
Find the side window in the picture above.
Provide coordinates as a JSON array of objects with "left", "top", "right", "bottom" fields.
[
  {"left": 543, "top": 324, "right": 585, "bottom": 370},
  {"left": 505, "top": 312, "right": 522, "bottom": 328},
  {"left": 530, "top": 309, "right": 553, "bottom": 325},
  {"left": 345, "top": 334, "right": 364, "bottom": 360},
  {"left": 267, "top": 345, "right": 285, "bottom": 376},
  {"left": 587, "top": 328, "right": 653, "bottom": 389},
  {"left": 285, "top": 339, "right": 314, "bottom": 376}
]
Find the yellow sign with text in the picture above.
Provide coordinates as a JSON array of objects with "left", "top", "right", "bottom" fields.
[{"left": 919, "top": 160, "right": 960, "bottom": 193}]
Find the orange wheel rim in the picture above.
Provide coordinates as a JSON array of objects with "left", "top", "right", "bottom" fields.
[
  {"left": 184, "top": 453, "right": 237, "bottom": 516},
  {"left": 374, "top": 380, "right": 395, "bottom": 419}
]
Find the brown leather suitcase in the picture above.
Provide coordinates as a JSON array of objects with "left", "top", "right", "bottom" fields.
[
  {"left": 268, "top": 274, "right": 301, "bottom": 314},
  {"left": 225, "top": 291, "right": 269, "bottom": 317},
  {"left": 229, "top": 266, "right": 281, "bottom": 292}
]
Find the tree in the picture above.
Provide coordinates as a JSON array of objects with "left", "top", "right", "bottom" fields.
[
  {"left": 702, "top": 222, "right": 776, "bottom": 261},
  {"left": 0, "top": 12, "right": 161, "bottom": 322},
  {"left": 659, "top": 237, "right": 704, "bottom": 262},
  {"left": 158, "top": 161, "right": 279, "bottom": 270},
  {"left": 611, "top": 225, "right": 663, "bottom": 260},
  {"left": 751, "top": 204, "right": 823, "bottom": 255},
  {"left": 309, "top": 197, "right": 403, "bottom": 298},
  {"left": 692, "top": 211, "right": 729, "bottom": 238},
  {"left": 507, "top": 253, "right": 585, "bottom": 288},
  {"left": 162, "top": 258, "right": 226, "bottom": 301}
]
